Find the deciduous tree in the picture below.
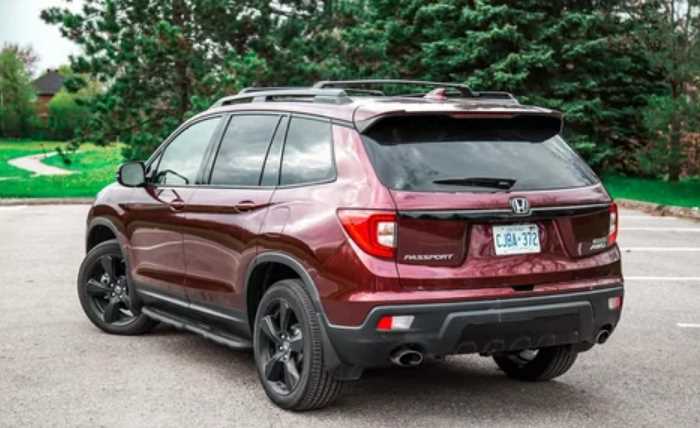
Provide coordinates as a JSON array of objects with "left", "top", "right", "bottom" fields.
[{"left": 0, "top": 47, "right": 36, "bottom": 138}]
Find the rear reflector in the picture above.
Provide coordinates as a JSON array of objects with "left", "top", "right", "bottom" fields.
[
  {"left": 608, "top": 202, "right": 618, "bottom": 246},
  {"left": 608, "top": 296, "right": 623, "bottom": 311},
  {"left": 376, "top": 315, "right": 415, "bottom": 331},
  {"left": 337, "top": 209, "right": 396, "bottom": 259}
]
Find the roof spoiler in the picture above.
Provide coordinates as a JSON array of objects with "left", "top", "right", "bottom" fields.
[{"left": 355, "top": 110, "right": 564, "bottom": 141}]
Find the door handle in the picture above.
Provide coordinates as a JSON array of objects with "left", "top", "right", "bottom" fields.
[
  {"left": 169, "top": 199, "right": 186, "bottom": 211},
  {"left": 234, "top": 200, "right": 257, "bottom": 212}
]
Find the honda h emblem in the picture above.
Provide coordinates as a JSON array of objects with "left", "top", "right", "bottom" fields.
[{"left": 510, "top": 197, "right": 530, "bottom": 215}]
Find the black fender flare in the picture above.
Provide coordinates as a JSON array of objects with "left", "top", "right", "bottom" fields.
[
  {"left": 244, "top": 251, "right": 324, "bottom": 314},
  {"left": 244, "top": 251, "right": 350, "bottom": 377},
  {"left": 86, "top": 217, "right": 123, "bottom": 253}
]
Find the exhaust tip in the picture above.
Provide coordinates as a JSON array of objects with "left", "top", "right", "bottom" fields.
[
  {"left": 596, "top": 329, "right": 611, "bottom": 344},
  {"left": 390, "top": 347, "right": 424, "bottom": 367}
]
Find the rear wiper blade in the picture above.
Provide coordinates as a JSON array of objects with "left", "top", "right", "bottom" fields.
[{"left": 432, "top": 177, "right": 516, "bottom": 189}]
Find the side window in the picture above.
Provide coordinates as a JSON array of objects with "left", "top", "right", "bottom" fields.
[
  {"left": 260, "top": 116, "right": 289, "bottom": 186},
  {"left": 155, "top": 117, "right": 221, "bottom": 186},
  {"left": 210, "top": 115, "right": 281, "bottom": 186},
  {"left": 280, "top": 117, "right": 334, "bottom": 186}
]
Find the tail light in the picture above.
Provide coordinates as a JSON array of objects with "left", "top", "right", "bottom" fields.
[
  {"left": 337, "top": 209, "right": 396, "bottom": 259},
  {"left": 376, "top": 315, "right": 414, "bottom": 331},
  {"left": 608, "top": 202, "right": 618, "bottom": 246}
]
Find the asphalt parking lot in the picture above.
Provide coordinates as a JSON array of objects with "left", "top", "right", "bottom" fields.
[{"left": 1, "top": 204, "right": 699, "bottom": 427}]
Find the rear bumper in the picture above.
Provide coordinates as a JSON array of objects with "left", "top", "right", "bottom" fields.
[{"left": 324, "top": 286, "right": 623, "bottom": 369}]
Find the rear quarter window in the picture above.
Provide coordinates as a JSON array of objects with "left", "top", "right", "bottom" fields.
[
  {"left": 362, "top": 115, "right": 599, "bottom": 192},
  {"left": 280, "top": 117, "right": 334, "bottom": 186}
]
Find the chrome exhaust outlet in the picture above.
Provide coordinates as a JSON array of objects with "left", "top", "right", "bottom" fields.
[
  {"left": 596, "top": 329, "right": 611, "bottom": 344},
  {"left": 390, "top": 348, "right": 424, "bottom": 367}
]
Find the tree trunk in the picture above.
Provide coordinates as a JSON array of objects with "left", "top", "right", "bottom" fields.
[
  {"left": 669, "top": 81, "right": 682, "bottom": 182},
  {"left": 172, "top": 0, "right": 191, "bottom": 120}
]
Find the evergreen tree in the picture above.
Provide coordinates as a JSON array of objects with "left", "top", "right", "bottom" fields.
[
  {"left": 41, "top": 0, "right": 328, "bottom": 159},
  {"left": 620, "top": 0, "right": 700, "bottom": 180},
  {"left": 44, "top": 0, "right": 664, "bottom": 171},
  {"left": 326, "top": 0, "right": 663, "bottom": 169}
]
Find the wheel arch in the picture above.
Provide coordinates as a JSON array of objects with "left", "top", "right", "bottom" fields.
[
  {"left": 244, "top": 251, "right": 349, "bottom": 378},
  {"left": 86, "top": 217, "right": 123, "bottom": 253},
  {"left": 244, "top": 252, "right": 324, "bottom": 329}
]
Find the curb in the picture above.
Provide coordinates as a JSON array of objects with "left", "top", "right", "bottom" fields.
[
  {"left": 0, "top": 198, "right": 94, "bottom": 206},
  {"left": 617, "top": 198, "right": 700, "bottom": 222}
]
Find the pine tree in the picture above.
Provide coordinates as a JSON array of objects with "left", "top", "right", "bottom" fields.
[
  {"left": 41, "top": 0, "right": 329, "bottom": 159},
  {"left": 620, "top": 0, "right": 700, "bottom": 180},
  {"left": 326, "top": 0, "right": 663, "bottom": 169}
]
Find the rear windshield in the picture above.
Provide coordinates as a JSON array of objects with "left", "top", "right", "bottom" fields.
[{"left": 361, "top": 116, "right": 599, "bottom": 192}]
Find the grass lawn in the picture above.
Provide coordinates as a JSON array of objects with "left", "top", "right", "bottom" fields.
[
  {"left": 603, "top": 175, "right": 700, "bottom": 208},
  {"left": 0, "top": 140, "right": 122, "bottom": 198}
]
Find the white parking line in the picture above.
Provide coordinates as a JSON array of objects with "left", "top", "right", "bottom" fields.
[
  {"left": 622, "top": 247, "right": 700, "bottom": 252},
  {"left": 620, "top": 227, "right": 700, "bottom": 232},
  {"left": 622, "top": 216, "right": 681, "bottom": 220},
  {"left": 626, "top": 276, "right": 700, "bottom": 281},
  {"left": 677, "top": 323, "right": 700, "bottom": 328}
]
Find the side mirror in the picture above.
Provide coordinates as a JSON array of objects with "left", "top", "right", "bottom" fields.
[{"left": 117, "top": 161, "right": 147, "bottom": 187}]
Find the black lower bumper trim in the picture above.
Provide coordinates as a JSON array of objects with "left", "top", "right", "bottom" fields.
[{"left": 324, "top": 286, "right": 623, "bottom": 369}]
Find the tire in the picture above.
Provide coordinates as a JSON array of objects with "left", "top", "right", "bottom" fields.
[
  {"left": 253, "top": 279, "right": 342, "bottom": 411},
  {"left": 493, "top": 345, "right": 578, "bottom": 381},
  {"left": 77, "top": 239, "right": 157, "bottom": 335}
]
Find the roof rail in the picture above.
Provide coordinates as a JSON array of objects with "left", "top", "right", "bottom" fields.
[
  {"left": 210, "top": 88, "right": 352, "bottom": 108},
  {"left": 313, "top": 79, "right": 476, "bottom": 97},
  {"left": 313, "top": 79, "right": 518, "bottom": 103},
  {"left": 470, "top": 91, "right": 518, "bottom": 102},
  {"left": 238, "top": 86, "right": 304, "bottom": 94}
]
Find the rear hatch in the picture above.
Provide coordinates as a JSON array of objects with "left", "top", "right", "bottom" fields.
[{"left": 360, "top": 113, "right": 620, "bottom": 292}]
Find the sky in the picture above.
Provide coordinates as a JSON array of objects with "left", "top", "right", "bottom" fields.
[{"left": 0, "top": 0, "right": 83, "bottom": 77}]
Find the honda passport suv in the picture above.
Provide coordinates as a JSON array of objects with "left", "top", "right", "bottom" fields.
[{"left": 77, "top": 80, "right": 623, "bottom": 411}]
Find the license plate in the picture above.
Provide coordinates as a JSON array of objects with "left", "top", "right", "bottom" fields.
[{"left": 493, "top": 224, "right": 541, "bottom": 256}]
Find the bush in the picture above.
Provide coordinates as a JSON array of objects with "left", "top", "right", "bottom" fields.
[{"left": 47, "top": 90, "right": 89, "bottom": 140}]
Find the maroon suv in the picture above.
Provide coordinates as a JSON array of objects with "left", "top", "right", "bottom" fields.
[{"left": 78, "top": 80, "right": 623, "bottom": 410}]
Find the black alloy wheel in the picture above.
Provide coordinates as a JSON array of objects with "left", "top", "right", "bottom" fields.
[
  {"left": 85, "top": 254, "right": 135, "bottom": 325},
  {"left": 77, "top": 240, "right": 156, "bottom": 335},
  {"left": 256, "top": 299, "right": 305, "bottom": 395},
  {"left": 253, "top": 280, "right": 342, "bottom": 410}
]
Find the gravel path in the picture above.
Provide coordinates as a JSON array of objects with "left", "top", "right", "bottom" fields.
[{"left": 6, "top": 152, "right": 73, "bottom": 176}]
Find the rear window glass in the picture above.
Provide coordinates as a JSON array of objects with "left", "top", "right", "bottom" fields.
[{"left": 362, "top": 116, "right": 598, "bottom": 192}]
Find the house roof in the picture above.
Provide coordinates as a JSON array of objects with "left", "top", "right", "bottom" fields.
[{"left": 33, "top": 69, "right": 64, "bottom": 96}]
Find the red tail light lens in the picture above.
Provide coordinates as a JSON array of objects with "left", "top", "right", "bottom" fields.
[
  {"left": 337, "top": 209, "right": 396, "bottom": 259},
  {"left": 608, "top": 202, "right": 618, "bottom": 246},
  {"left": 376, "top": 316, "right": 393, "bottom": 331}
]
